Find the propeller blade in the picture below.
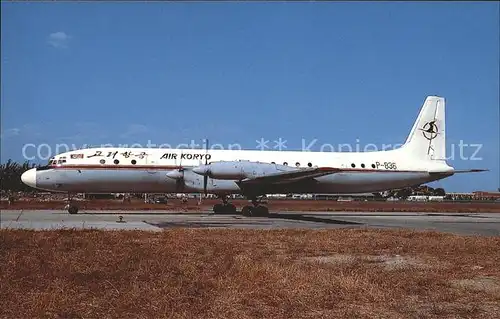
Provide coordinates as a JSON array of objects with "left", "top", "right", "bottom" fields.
[
  {"left": 203, "top": 175, "right": 208, "bottom": 195},
  {"left": 205, "top": 138, "right": 209, "bottom": 165},
  {"left": 203, "top": 138, "right": 209, "bottom": 196},
  {"left": 179, "top": 150, "right": 183, "bottom": 171}
]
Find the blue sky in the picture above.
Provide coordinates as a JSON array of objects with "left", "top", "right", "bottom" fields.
[{"left": 1, "top": 2, "right": 499, "bottom": 192}]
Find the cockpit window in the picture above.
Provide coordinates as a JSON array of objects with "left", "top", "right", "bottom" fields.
[{"left": 51, "top": 156, "right": 67, "bottom": 165}]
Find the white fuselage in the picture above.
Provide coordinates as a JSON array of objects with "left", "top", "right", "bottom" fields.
[{"left": 21, "top": 147, "right": 454, "bottom": 195}]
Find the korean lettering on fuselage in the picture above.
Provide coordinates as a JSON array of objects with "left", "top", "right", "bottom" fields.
[{"left": 86, "top": 150, "right": 147, "bottom": 159}]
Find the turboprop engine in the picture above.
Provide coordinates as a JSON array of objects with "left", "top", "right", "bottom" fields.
[
  {"left": 166, "top": 167, "right": 241, "bottom": 194},
  {"left": 192, "top": 161, "right": 296, "bottom": 180}
]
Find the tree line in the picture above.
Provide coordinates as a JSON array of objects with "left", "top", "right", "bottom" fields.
[{"left": 0, "top": 160, "right": 41, "bottom": 193}]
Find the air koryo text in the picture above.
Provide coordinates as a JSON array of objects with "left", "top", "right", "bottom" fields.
[{"left": 160, "top": 153, "right": 212, "bottom": 160}]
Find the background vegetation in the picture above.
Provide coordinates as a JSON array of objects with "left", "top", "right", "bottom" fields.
[{"left": 0, "top": 160, "right": 41, "bottom": 193}]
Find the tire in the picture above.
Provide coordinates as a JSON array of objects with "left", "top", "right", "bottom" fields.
[
  {"left": 241, "top": 205, "right": 253, "bottom": 217},
  {"left": 224, "top": 203, "right": 237, "bottom": 213},
  {"left": 213, "top": 203, "right": 224, "bottom": 214},
  {"left": 254, "top": 205, "right": 269, "bottom": 217},
  {"left": 68, "top": 206, "right": 79, "bottom": 214}
]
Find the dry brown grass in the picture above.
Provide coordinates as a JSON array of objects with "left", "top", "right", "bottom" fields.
[{"left": 1, "top": 228, "right": 499, "bottom": 319}]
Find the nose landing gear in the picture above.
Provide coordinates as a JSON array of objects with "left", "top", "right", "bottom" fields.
[
  {"left": 65, "top": 192, "right": 79, "bottom": 214},
  {"left": 67, "top": 205, "right": 79, "bottom": 214}
]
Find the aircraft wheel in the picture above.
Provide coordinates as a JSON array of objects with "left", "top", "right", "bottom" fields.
[
  {"left": 68, "top": 205, "right": 79, "bottom": 214},
  {"left": 213, "top": 203, "right": 224, "bottom": 214},
  {"left": 254, "top": 205, "right": 269, "bottom": 217},
  {"left": 241, "top": 205, "right": 253, "bottom": 217},
  {"left": 224, "top": 203, "right": 237, "bottom": 213}
]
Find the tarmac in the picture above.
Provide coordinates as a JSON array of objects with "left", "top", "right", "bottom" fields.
[{"left": 1, "top": 209, "right": 499, "bottom": 236}]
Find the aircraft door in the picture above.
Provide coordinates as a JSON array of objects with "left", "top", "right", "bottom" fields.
[{"left": 144, "top": 152, "right": 157, "bottom": 174}]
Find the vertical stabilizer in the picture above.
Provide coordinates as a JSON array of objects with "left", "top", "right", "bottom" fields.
[{"left": 402, "top": 96, "right": 446, "bottom": 161}]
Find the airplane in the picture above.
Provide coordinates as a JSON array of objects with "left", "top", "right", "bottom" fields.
[{"left": 21, "top": 96, "right": 487, "bottom": 215}]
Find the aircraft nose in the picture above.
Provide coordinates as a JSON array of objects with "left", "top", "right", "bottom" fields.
[{"left": 21, "top": 168, "right": 37, "bottom": 188}]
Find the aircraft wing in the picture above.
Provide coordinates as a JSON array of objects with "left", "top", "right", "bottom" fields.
[
  {"left": 238, "top": 166, "right": 340, "bottom": 186},
  {"left": 237, "top": 166, "right": 488, "bottom": 187}
]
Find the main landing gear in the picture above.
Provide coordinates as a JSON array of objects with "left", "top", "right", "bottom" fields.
[
  {"left": 212, "top": 196, "right": 270, "bottom": 216},
  {"left": 241, "top": 197, "right": 269, "bottom": 217},
  {"left": 212, "top": 196, "right": 237, "bottom": 214},
  {"left": 66, "top": 193, "right": 79, "bottom": 214}
]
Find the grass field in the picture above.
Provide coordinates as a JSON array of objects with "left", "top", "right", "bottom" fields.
[{"left": 1, "top": 228, "right": 499, "bottom": 318}]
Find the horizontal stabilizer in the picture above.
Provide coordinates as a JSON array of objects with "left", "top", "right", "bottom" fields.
[
  {"left": 452, "top": 169, "right": 489, "bottom": 173},
  {"left": 429, "top": 168, "right": 489, "bottom": 176}
]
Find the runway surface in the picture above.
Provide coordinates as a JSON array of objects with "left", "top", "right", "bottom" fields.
[{"left": 1, "top": 210, "right": 499, "bottom": 236}]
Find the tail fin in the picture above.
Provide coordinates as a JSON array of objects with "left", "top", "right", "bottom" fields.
[{"left": 401, "top": 96, "right": 446, "bottom": 161}]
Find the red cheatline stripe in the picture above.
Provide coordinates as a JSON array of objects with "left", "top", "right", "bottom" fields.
[
  {"left": 318, "top": 167, "right": 425, "bottom": 173},
  {"left": 45, "top": 164, "right": 426, "bottom": 173},
  {"left": 49, "top": 164, "right": 181, "bottom": 170}
]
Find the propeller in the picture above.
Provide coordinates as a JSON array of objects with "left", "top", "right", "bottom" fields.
[
  {"left": 203, "top": 138, "right": 209, "bottom": 195},
  {"left": 170, "top": 151, "right": 184, "bottom": 192}
]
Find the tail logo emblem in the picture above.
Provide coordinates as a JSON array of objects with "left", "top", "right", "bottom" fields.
[{"left": 420, "top": 121, "right": 438, "bottom": 140}]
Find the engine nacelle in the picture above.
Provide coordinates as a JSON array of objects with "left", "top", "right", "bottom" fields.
[
  {"left": 166, "top": 170, "right": 183, "bottom": 180},
  {"left": 192, "top": 161, "right": 295, "bottom": 180}
]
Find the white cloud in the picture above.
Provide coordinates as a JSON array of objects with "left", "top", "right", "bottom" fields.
[
  {"left": 47, "top": 31, "right": 72, "bottom": 49},
  {"left": 0, "top": 128, "right": 20, "bottom": 139}
]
